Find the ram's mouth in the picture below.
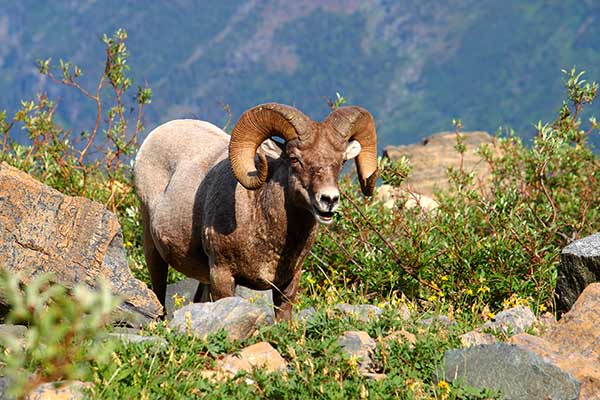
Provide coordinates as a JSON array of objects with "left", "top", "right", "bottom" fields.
[{"left": 313, "top": 208, "right": 335, "bottom": 225}]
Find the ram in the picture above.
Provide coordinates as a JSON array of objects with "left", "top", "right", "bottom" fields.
[{"left": 134, "top": 103, "right": 377, "bottom": 319}]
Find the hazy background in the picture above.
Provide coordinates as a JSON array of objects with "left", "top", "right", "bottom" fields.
[{"left": 2, "top": 0, "right": 600, "bottom": 148}]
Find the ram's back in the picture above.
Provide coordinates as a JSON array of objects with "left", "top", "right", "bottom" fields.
[{"left": 134, "top": 119, "right": 230, "bottom": 210}]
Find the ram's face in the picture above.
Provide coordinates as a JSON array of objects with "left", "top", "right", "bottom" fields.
[{"left": 285, "top": 133, "right": 361, "bottom": 225}]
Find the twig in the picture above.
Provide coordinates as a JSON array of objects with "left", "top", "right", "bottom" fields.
[
  {"left": 219, "top": 102, "right": 232, "bottom": 132},
  {"left": 538, "top": 160, "right": 558, "bottom": 226},
  {"left": 2, "top": 121, "right": 14, "bottom": 155},
  {"left": 78, "top": 74, "right": 106, "bottom": 165},
  {"left": 341, "top": 192, "right": 442, "bottom": 293},
  {"left": 308, "top": 250, "right": 338, "bottom": 289}
]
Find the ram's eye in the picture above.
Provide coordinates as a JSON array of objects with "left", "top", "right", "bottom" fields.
[{"left": 290, "top": 157, "right": 299, "bottom": 165}]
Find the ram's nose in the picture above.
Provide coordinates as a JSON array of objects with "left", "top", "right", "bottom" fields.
[{"left": 316, "top": 189, "right": 340, "bottom": 212}]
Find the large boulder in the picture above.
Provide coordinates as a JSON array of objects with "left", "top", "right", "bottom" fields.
[
  {"left": 0, "top": 163, "right": 162, "bottom": 325},
  {"left": 442, "top": 343, "right": 580, "bottom": 399},
  {"left": 555, "top": 233, "right": 600, "bottom": 314},
  {"left": 383, "top": 131, "right": 496, "bottom": 196},
  {"left": 510, "top": 283, "right": 600, "bottom": 399}
]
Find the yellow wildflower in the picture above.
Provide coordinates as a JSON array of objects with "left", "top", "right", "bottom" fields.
[
  {"left": 477, "top": 286, "right": 490, "bottom": 294},
  {"left": 437, "top": 380, "right": 450, "bottom": 391}
]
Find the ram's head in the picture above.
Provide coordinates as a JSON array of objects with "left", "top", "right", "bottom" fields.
[{"left": 229, "top": 103, "right": 378, "bottom": 224}]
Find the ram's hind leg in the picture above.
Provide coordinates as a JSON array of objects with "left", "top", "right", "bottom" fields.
[{"left": 142, "top": 207, "right": 168, "bottom": 311}]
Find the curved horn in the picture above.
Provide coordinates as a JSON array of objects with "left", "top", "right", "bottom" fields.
[
  {"left": 325, "top": 106, "right": 378, "bottom": 196},
  {"left": 229, "top": 103, "right": 310, "bottom": 190}
]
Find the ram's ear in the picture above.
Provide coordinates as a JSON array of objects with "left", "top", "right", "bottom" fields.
[
  {"left": 343, "top": 140, "right": 362, "bottom": 160},
  {"left": 259, "top": 139, "right": 285, "bottom": 159}
]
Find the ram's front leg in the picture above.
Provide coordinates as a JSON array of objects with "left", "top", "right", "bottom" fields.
[
  {"left": 273, "top": 268, "right": 302, "bottom": 321},
  {"left": 209, "top": 264, "right": 235, "bottom": 301}
]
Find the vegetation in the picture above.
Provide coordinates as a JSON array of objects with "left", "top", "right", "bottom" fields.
[
  {"left": 0, "top": 272, "right": 120, "bottom": 398},
  {"left": 0, "top": 29, "right": 598, "bottom": 398},
  {"left": 305, "top": 67, "right": 599, "bottom": 314},
  {"left": 0, "top": 271, "right": 498, "bottom": 399}
]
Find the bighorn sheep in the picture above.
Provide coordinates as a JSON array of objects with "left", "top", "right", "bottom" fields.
[{"left": 134, "top": 103, "right": 378, "bottom": 319}]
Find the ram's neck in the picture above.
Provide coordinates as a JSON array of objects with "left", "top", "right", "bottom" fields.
[{"left": 251, "top": 160, "right": 318, "bottom": 246}]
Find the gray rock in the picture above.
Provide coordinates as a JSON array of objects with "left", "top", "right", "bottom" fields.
[
  {"left": 338, "top": 331, "right": 377, "bottom": 371},
  {"left": 0, "top": 376, "right": 11, "bottom": 400},
  {"left": 441, "top": 343, "right": 580, "bottom": 399},
  {"left": 509, "top": 283, "right": 600, "bottom": 398},
  {"left": 0, "top": 324, "right": 27, "bottom": 340},
  {"left": 295, "top": 307, "right": 317, "bottom": 322},
  {"left": 165, "top": 278, "right": 274, "bottom": 320},
  {"left": 420, "top": 315, "right": 456, "bottom": 328},
  {"left": 169, "top": 297, "right": 274, "bottom": 341},
  {"left": 460, "top": 331, "right": 497, "bottom": 347},
  {"left": 105, "top": 333, "right": 168, "bottom": 348},
  {"left": 555, "top": 233, "right": 600, "bottom": 314},
  {"left": 481, "top": 306, "right": 536, "bottom": 335},
  {"left": 0, "top": 324, "right": 28, "bottom": 351},
  {"left": 0, "top": 163, "right": 162, "bottom": 326},
  {"left": 165, "top": 278, "right": 199, "bottom": 320},
  {"left": 234, "top": 285, "right": 273, "bottom": 310},
  {"left": 335, "top": 304, "right": 383, "bottom": 323}
]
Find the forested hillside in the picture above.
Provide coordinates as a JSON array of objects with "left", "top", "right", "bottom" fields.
[{"left": 2, "top": 0, "right": 600, "bottom": 147}]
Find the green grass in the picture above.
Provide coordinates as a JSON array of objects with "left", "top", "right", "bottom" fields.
[{"left": 91, "top": 305, "right": 499, "bottom": 399}]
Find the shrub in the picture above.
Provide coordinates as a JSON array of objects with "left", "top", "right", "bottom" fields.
[
  {"left": 305, "top": 68, "right": 599, "bottom": 314},
  {"left": 0, "top": 272, "right": 121, "bottom": 397}
]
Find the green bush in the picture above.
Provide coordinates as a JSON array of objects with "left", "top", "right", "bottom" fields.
[
  {"left": 305, "top": 68, "right": 599, "bottom": 315},
  {"left": 0, "top": 272, "right": 120, "bottom": 397}
]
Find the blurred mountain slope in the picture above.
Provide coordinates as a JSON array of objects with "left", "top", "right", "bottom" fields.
[{"left": 1, "top": 0, "right": 599, "bottom": 148}]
